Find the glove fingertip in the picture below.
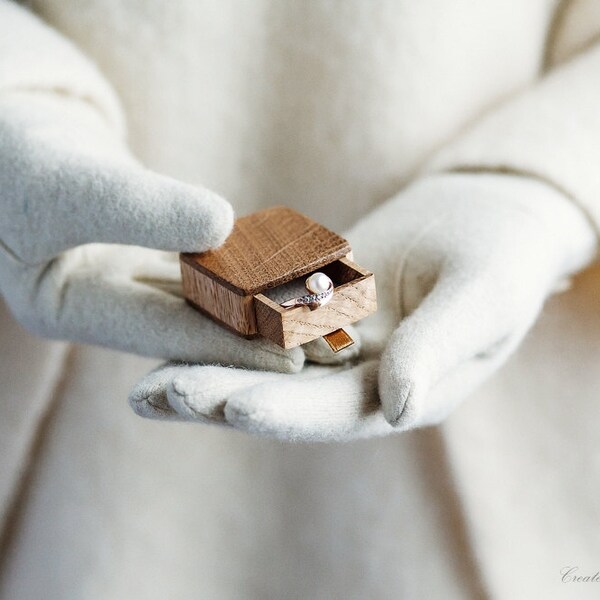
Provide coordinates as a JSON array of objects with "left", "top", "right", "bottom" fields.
[
  {"left": 281, "top": 346, "right": 305, "bottom": 373},
  {"left": 379, "top": 345, "right": 420, "bottom": 428},
  {"left": 224, "top": 386, "right": 287, "bottom": 439},
  {"left": 195, "top": 192, "right": 234, "bottom": 250},
  {"left": 168, "top": 187, "right": 234, "bottom": 252},
  {"left": 223, "top": 393, "right": 257, "bottom": 430},
  {"left": 126, "top": 170, "right": 235, "bottom": 252},
  {"left": 380, "top": 375, "right": 414, "bottom": 427},
  {"left": 167, "top": 378, "right": 225, "bottom": 422},
  {"left": 128, "top": 386, "right": 173, "bottom": 420}
]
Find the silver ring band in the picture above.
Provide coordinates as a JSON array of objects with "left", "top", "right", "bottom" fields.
[{"left": 280, "top": 273, "right": 334, "bottom": 310}]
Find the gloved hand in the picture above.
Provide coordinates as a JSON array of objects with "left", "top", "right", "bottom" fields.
[
  {"left": 0, "top": 90, "right": 306, "bottom": 371},
  {"left": 129, "top": 173, "right": 597, "bottom": 440}
]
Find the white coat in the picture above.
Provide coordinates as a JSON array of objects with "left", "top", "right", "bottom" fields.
[{"left": 1, "top": 1, "right": 600, "bottom": 598}]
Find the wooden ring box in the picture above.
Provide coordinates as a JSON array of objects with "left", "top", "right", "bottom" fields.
[{"left": 180, "top": 206, "right": 377, "bottom": 351}]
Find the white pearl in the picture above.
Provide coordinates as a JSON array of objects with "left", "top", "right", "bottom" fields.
[{"left": 306, "top": 272, "right": 331, "bottom": 294}]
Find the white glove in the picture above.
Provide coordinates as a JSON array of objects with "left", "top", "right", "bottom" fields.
[
  {"left": 0, "top": 0, "right": 320, "bottom": 371},
  {"left": 0, "top": 1, "right": 313, "bottom": 371},
  {"left": 129, "top": 173, "right": 597, "bottom": 440},
  {"left": 0, "top": 85, "right": 308, "bottom": 371}
]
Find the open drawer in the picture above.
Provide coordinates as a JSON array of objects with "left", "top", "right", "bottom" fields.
[{"left": 254, "top": 257, "right": 376, "bottom": 348}]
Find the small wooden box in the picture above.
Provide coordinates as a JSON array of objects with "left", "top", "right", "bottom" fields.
[{"left": 180, "top": 206, "right": 377, "bottom": 349}]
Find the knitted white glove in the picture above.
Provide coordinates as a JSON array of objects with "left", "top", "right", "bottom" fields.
[
  {"left": 0, "top": 91, "right": 307, "bottom": 370},
  {"left": 0, "top": 2, "right": 307, "bottom": 370},
  {"left": 0, "top": 90, "right": 313, "bottom": 370},
  {"left": 129, "top": 173, "right": 597, "bottom": 440}
]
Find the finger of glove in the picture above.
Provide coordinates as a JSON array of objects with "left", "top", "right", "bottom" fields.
[
  {"left": 379, "top": 266, "right": 514, "bottom": 427},
  {"left": 130, "top": 362, "right": 329, "bottom": 424},
  {"left": 166, "top": 366, "right": 292, "bottom": 423},
  {"left": 9, "top": 157, "right": 234, "bottom": 263},
  {"left": 166, "top": 363, "right": 334, "bottom": 422},
  {"left": 391, "top": 331, "right": 523, "bottom": 431},
  {"left": 25, "top": 250, "right": 304, "bottom": 372},
  {"left": 128, "top": 364, "right": 188, "bottom": 421},
  {"left": 224, "top": 361, "right": 392, "bottom": 442},
  {"left": 302, "top": 324, "right": 361, "bottom": 364}
]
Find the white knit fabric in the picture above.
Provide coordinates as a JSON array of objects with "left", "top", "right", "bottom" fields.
[{"left": 3, "top": 1, "right": 600, "bottom": 599}]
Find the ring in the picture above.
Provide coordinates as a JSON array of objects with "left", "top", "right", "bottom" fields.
[{"left": 280, "top": 272, "right": 334, "bottom": 310}]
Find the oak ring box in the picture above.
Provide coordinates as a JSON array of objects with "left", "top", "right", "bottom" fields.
[{"left": 180, "top": 206, "right": 377, "bottom": 350}]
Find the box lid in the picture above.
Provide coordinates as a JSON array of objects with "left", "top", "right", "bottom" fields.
[{"left": 181, "top": 206, "right": 351, "bottom": 295}]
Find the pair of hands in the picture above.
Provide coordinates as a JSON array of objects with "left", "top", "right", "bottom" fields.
[
  {"left": 129, "top": 173, "right": 596, "bottom": 441},
  {"left": 1, "top": 91, "right": 596, "bottom": 442}
]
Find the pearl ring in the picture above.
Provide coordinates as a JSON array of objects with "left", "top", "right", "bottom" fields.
[{"left": 280, "top": 272, "right": 334, "bottom": 310}]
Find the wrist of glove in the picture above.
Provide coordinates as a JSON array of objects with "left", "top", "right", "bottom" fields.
[{"left": 129, "top": 172, "right": 597, "bottom": 440}]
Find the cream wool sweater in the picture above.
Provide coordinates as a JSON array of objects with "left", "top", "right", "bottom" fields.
[{"left": 1, "top": 1, "right": 600, "bottom": 599}]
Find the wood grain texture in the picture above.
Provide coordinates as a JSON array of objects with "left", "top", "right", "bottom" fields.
[
  {"left": 254, "top": 257, "right": 377, "bottom": 349},
  {"left": 179, "top": 207, "right": 377, "bottom": 349},
  {"left": 180, "top": 206, "right": 351, "bottom": 295},
  {"left": 180, "top": 259, "right": 257, "bottom": 336}
]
